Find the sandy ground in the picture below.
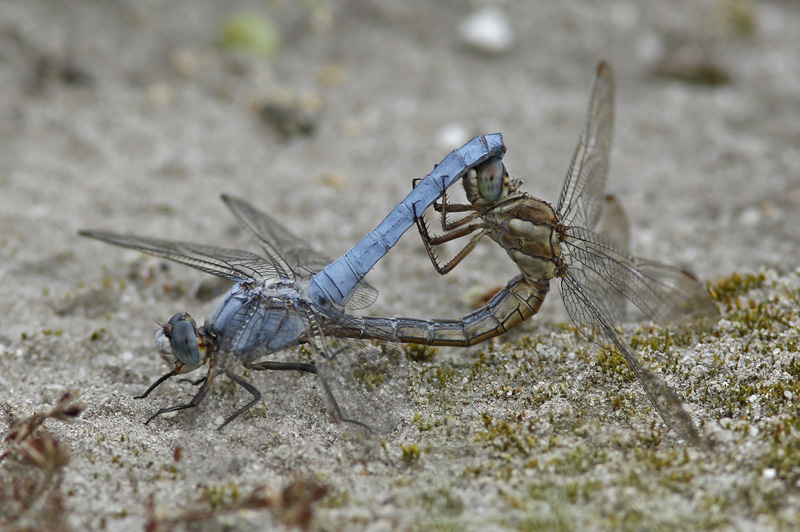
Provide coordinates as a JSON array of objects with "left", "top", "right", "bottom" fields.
[{"left": 2, "top": 0, "right": 800, "bottom": 530}]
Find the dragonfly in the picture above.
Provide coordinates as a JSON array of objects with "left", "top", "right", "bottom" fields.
[
  {"left": 79, "top": 134, "right": 506, "bottom": 433},
  {"left": 411, "top": 62, "right": 720, "bottom": 444}
]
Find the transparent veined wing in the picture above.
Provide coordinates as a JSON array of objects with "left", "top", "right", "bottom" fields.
[
  {"left": 221, "top": 194, "right": 379, "bottom": 311},
  {"left": 556, "top": 61, "right": 615, "bottom": 231},
  {"left": 78, "top": 230, "right": 277, "bottom": 282},
  {"left": 302, "top": 306, "right": 408, "bottom": 438}
]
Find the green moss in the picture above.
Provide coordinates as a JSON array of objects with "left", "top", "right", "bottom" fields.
[
  {"left": 736, "top": 300, "right": 792, "bottom": 336},
  {"left": 420, "top": 487, "right": 464, "bottom": 517},
  {"left": 243, "top": 404, "right": 268, "bottom": 420},
  {"left": 709, "top": 271, "right": 767, "bottom": 306},
  {"left": 630, "top": 325, "right": 697, "bottom": 354},
  {"left": 606, "top": 390, "right": 640, "bottom": 415},
  {"left": 517, "top": 335, "right": 542, "bottom": 351},
  {"left": 564, "top": 479, "right": 602, "bottom": 504},
  {"left": 469, "top": 351, "right": 489, "bottom": 382},
  {"left": 594, "top": 348, "right": 635, "bottom": 383},
  {"left": 400, "top": 443, "right": 421, "bottom": 464},
  {"left": 516, "top": 512, "right": 573, "bottom": 532},
  {"left": 216, "top": 377, "right": 238, "bottom": 398},
  {"left": 405, "top": 344, "right": 438, "bottom": 363},
  {"left": 475, "top": 414, "right": 535, "bottom": 455},
  {"left": 719, "top": 0, "right": 759, "bottom": 37},
  {"left": 199, "top": 481, "right": 240, "bottom": 510},
  {"left": 550, "top": 446, "right": 607, "bottom": 475},
  {"left": 434, "top": 367, "right": 457, "bottom": 387},
  {"left": 760, "top": 415, "right": 800, "bottom": 486},
  {"left": 414, "top": 412, "right": 449, "bottom": 432}
]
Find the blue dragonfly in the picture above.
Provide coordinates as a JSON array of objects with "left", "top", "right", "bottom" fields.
[
  {"left": 80, "top": 135, "right": 506, "bottom": 433},
  {"left": 412, "top": 62, "right": 720, "bottom": 444}
]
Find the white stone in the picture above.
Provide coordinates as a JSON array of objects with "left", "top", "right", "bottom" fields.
[{"left": 460, "top": 8, "right": 515, "bottom": 54}]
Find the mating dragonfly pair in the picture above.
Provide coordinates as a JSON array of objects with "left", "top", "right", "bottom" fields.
[{"left": 81, "top": 62, "right": 718, "bottom": 444}]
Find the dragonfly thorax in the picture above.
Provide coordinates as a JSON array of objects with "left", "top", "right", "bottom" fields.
[
  {"left": 483, "top": 197, "right": 565, "bottom": 282},
  {"left": 265, "top": 278, "right": 304, "bottom": 299},
  {"left": 210, "top": 281, "right": 307, "bottom": 357}
]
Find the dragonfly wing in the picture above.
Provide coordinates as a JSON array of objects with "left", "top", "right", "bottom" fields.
[
  {"left": 556, "top": 61, "right": 615, "bottom": 231},
  {"left": 627, "top": 259, "right": 720, "bottom": 327},
  {"left": 222, "top": 194, "right": 330, "bottom": 275},
  {"left": 79, "top": 230, "right": 277, "bottom": 282},
  {"left": 563, "top": 226, "right": 720, "bottom": 326},
  {"left": 221, "top": 195, "right": 379, "bottom": 311},
  {"left": 594, "top": 194, "right": 630, "bottom": 254},
  {"left": 560, "top": 251, "right": 628, "bottom": 326},
  {"left": 559, "top": 273, "right": 701, "bottom": 444},
  {"left": 304, "top": 307, "right": 408, "bottom": 438},
  {"left": 583, "top": 194, "right": 631, "bottom": 321}
]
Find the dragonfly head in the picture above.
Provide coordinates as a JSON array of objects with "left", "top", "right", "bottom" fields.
[
  {"left": 464, "top": 157, "right": 515, "bottom": 206},
  {"left": 155, "top": 312, "right": 208, "bottom": 374}
]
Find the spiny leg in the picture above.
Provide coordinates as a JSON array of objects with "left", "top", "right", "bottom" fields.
[
  {"left": 421, "top": 218, "right": 486, "bottom": 245},
  {"left": 143, "top": 367, "right": 216, "bottom": 425},
  {"left": 411, "top": 176, "right": 478, "bottom": 230},
  {"left": 414, "top": 202, "right": 489, "bottom": 274},
  {"left": 432, "top": 200, "right": 474, "bottom": 214},
  {"left": 414, "top": 207, "right": 447, "bottom": 273},
  {"left": 433, "top": 228, "right": 491, "bottom": 275},
  {"left": 436, "top": 177, "right": 479, "bottom": 231}
]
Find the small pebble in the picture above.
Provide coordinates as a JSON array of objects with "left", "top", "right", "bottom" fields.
[
  {"left": 437, "top": 123, "right": 469, "bottom": 151},
  {"left": 739, "top": 207, "right": 761, "bottom": 227},
  {"left": 460, "top": 8, "right": 515, "bottom": 55}
]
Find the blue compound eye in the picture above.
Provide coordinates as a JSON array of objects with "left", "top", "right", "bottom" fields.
[
  {"left": 476, "top": 157, "right": 508, "bottom": 202},
  {"left": 170, "top": 317, "right": 201, "bottom": 366},
  {"left": 168, "top": 312, "right": 189, "bottom": 328}
]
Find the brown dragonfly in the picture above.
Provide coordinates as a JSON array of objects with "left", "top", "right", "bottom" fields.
[{"left": 407, "top": 62, "right": 719, "bottom": 444}]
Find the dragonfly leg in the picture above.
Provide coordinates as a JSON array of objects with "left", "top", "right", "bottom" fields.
[
  {"left": 431, "top": 228, "right": 491, "bottom": 274},
  {"left": 316, "top": 371, "right": 373, "bottom": 434},
  {"left": 177, "top": 376, "right": 207, "bottom": 386},
  {"left": 216, "top": 371, "right": 263, "bottom": 432},
  {"left": 411, "top": 177, "right": 475, "bottom": 229},
  {"left": 243, "top": 360, "right": 317, "bottom": 373},
  {"left": 134, "top": 370, "right": 179, "bottom": 399},
  {"left": 143, "top": 367, "right": 216, "bottom": 425},
  {"left": 415, "top": 203, "right": 490, "bottom": 274},
  {"left": 432, "top": 200, "right": 476, "bottom": 214},
  {"left": 437, "top": 181, "right": 479, "bottom": 231},
  {"left": 422, "top": 218, "right": 486, "bottom": 246}
]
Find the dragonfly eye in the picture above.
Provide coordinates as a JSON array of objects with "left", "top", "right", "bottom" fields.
[
  {"left": 167, "top": 313, "right": 201, "bottom": 366},
  {"left": 476, "top": 157, "right": 509, "bottom": 202}
]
